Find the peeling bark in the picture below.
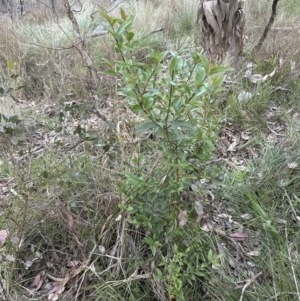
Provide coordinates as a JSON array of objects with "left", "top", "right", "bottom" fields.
[{"left": 197, "top": 0, "right": 245, "bottom": 62}]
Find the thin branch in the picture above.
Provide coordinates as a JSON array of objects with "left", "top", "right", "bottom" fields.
[
  {"left": 253, "top": 0, "right": 280, "bottom": 52},
  {"left": 63, "top": 0, "right": 99, "bottom": 85},
  {"left": 9, "top": 29, "right": 79, "bottom": 51}
]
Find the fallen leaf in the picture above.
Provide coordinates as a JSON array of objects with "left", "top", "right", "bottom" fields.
[
  {"left": 10, "top": 236, "right": 20, "bottom": 245},
  {"left": 246, "top": 74, "right": 264, "bottom": 84},
  {"left": 195, "top": 200, "right": 204, "bottom": 222},
  {"left": 36, "top": 279, "right": 43, "bottom": 291},
  {"left": 31, "top": 274, "right": 41, "bottom": 287},
  {"left": 241, "top": 132, "right": 251, "bottom": 140},
  {"left": 241, "top": 213, "right": 252, "bottom": 220},
  {"left": 207, "top": 190, "right": 215, "bottom": 201},
  {"left": 67, "top": 260, "right": 79, "bottom": 267},
  {"left": 195, "top": 200, "right": 204, "bottom": 216},
  {"left": 228, "top": 232, "right": 248, "bottom": 241},
  {"left": 0, "top": 230, "right": 8, "bottom": 243},
  {"left": 229, "top": 259, "right": 236, "bottom": 268},
  {"left": 276, "top": 218, "right": 287, "bottom": 224},
  {"left": 44, "top": 283, "right": 53, "bottom": 291},
  {"left": 5, "top": 255, "right": 15, "bottom": 262},
  {"left": 48, "top": 293, "right": 59, "bottom": 301},
  {"left": 214, "top": 227, "right": 226, "bottom": 236},
  {"left": 178, "top": 210, "right": 188, "bottom": 227},
  {"left": 288, "top": 162, "right": 298, "bottom": 169},
  {"left": 246, "top": 250, "right": 260, "bottom": 257},
  {"left": 98, "top": 245, "right": 105, "bottom": 254},
  {"left": 200, "top": 222, "right": 214, "bottom": 232},
  {"left": 115, "top": 214, "right": 122, "bottom": 221}
]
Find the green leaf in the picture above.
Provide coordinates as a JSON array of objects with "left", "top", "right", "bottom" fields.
[
  {"left": 116, "top": 15, "right": 135, "bottom": 36},
  {"left": 207, "top": 249, "right": 213, "bottom": 261},
  {"left": 212, "top": 74, "right": 226, "bottom": 87},
  {"left": 150, "top": 51, "right": 168, "bottom": 64},
  {"left": 169, "top": 56, "right": 183, "bottom": 76},
  {"left": 171, "top": 128, "right": 186, "bottom": 141},
  {"left": 195, "top": 67, "right": 206, "bottom": 88},
  {"left": 126, "top": 31, "right": 134, "bottom": 42},
  {"left": 182, "top": 84, "right": 191, "bottom": 96},
  {"left": 155, "top": 268, "right": 163, "bottom": 280},
  {"left": 105, "top": 26, "right": 117, "bottom": 39},
  {"left": 102, "top": 58, "right": 112, "bottom": 67},
  {"left": 100, "top": 10, "right": 113, "bottom": 25},
  {"left": 103, "top": 70, "right": 118, "bottom": 76},
  {"left": 210, "top": 66, "right": 233, "bottom": 75},
  {"left": 169, "top": 120, "right": 194, "bottom": 130},
  {"left": 150, "top": 245, "right": 157, "bottom": 256},
  {"left": 200, "top": 55, "right": 210, "bottom": 73},
  {"left": 7, "top": 59, "right": 14, "bottom": 70},
  {"left": 9, "top": 115, "right": 21, "bottom": 124},
  {"left": 143, "top": 89, "right": 162, "bottom": 98},
  {"left": 131, "top": 104, "right": 142, "bottom": 113},
  {"left": 143, "top": 97, "right": 154, "bottom": 110},
  {"left": 120, "top": 7, "right": 127, "bottom": 21},
  {"left": 118, "top": 88, "right": 138, "bottom": 101},
  {"left": 194, "top": 86, "right": 208, "bottom": 97},
  {"left": 171, "top": 97, "right": 182, "bottom": 112},
  {"left": 136, "top": 121, "right": 157, "bottom": 133}
]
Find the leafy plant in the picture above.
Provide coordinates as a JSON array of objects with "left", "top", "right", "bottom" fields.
[{"left": 102, "top": 9, "right": 231, "bottom": 236}]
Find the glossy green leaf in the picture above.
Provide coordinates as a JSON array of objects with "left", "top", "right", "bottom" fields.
[
  {"left": 100, "top": 10, "right": 113, "bottom": 25},
  {"left": 200, "top": 55, "right": 210, "bottom": 73},
  {"left": 195, "top": 67, "right": 206, "bottom": 88},
  {"left": 169, "top": 56, "right": 183, "bottom": 76},
  {"left": 143, "top": 89, "right": 162, "bottom": 98},
  {"left": 210, "top": 65, "right": 233, "bottom": 75},
  {"left": 169, "top": 120, "right": 194, "bottom": 129},
  {"left": 116, "top": 16, "right": 135, "bottom": 36},
  {"left": 136, "top": 121, "right": 157, "bottom": 133},
  {"left": 126, "top": 31, "right": 134, "bottom": 42},
  {"left": 118, "top": 89, "right": 138, "bottom": 101},
  {"left": 155, "top": 268, "right": 163, "bottom": 280},
  {"left": 131, "top": 104, "right": 142, "bottom": 113},
  {"left": 212, "top": 74, "right": 226, "bottom": 87},
  {"left": 120, "top": 7, "right": 127, "bottom": 21}
]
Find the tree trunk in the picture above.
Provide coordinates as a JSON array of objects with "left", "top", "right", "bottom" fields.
[{"left": 197, "top": 0, "right": 245, "bottom": 62}]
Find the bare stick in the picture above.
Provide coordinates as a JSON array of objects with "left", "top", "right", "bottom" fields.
[
  {"left": 63, "top": 0, "right": 99, "bottom": 86},
  {"left": 254, "top": 0, "right": 280, "bottom": 52}
]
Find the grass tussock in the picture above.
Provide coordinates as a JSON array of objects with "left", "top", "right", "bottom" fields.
[{"left": 1, "top": 0, "right": 300, "bottom": 300}]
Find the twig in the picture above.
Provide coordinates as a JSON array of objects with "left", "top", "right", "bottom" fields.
[
  {"left": 254, "top": 0, "right": 280, "bottom": 52},
  {"left": 144, "top": 27, "right": 164, "bottom": 38},
  {"left": 238, "top": 272, "right": 262, "bottom": 301},
  {"left": 63, "top": 0, "right": 99, "bottom": 85},
  {"left": 266, "top": 124, "right": 285, "bottom": 136}
]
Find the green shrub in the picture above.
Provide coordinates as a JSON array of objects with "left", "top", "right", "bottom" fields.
[{"left": 101, "top": 9, "right": 230, "bottom": 300}]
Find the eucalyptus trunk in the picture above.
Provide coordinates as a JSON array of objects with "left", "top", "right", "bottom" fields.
[{"left": 197, "top": 0, "right": 245, "bottom": 62}]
